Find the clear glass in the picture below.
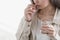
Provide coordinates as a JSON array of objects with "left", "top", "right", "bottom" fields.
[
  {"left": 36, "top": 20, "right": 52, "bottom": 40},
  {"left": 40, "top": 20, "right": 53, "bottom": 34},
  {"left": 41, "top": 20, "right": 52, "bottom": 27}
]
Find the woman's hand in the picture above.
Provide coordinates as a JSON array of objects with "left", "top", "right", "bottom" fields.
[
  {"left": 41, "top": 25, "right": 56, "bottom": 37},
  {"left": 24, "top": 4, "right": 36, "bottom": 22}
]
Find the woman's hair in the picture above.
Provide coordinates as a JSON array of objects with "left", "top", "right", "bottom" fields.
[
  {"left": 31, "top": 0, "right": 60, "bottom": 9},
  {"left": 51, "top": 0, "right": 60, "bottom": 9}
]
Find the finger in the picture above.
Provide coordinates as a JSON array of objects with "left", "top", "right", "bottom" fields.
[
  {"left": 41, "top": 26, "right": 50, "bottom": 31},
  {"left": 42, "top": 26, "right": 49, "bottom": 28},
  {"left": 24, "top": 9, "right": 35, "bottom": 21},
  {"left": 25, "top": 11, "right": 34, "bottom": 17},
  {"left": 47, "top": 30, "right": 54, "bottom": 34},
  {"left": 25, "top": 10, "right": 34, "bottom": 14},
  {"left": 41, "top": 27, "right": 47, "bottom": 31},
  {"left": 48, "top": 29, "right": 54, "bottom": 32},
  {"left": 47, "top": 31, "right": 53, "bottom": 34},
  {"left": 27, "top": 4, "right": 36, "bottom": 8},
  {"left": 25, "top": 12, "right": 33, "bottom": 18},
  {"left": 47, "top": 33, "right": 54, "bottom": 37},
  {"left": 26, "top": 9, "right": 36, "bottom": 13},
  {"left": 41, "top": 26, "right": 54, "bottom": 31},
  {"left": 26, "top": 8, "right": 36, "bottom": 13},
  {"left": 46, "top": 28, "right": 55, "bottom": 34},
  {"left": 41, "top": 30, "right": 48, "bottom": 34},
  {"left": 27, "top": 7, "right": 36, "bottom": 10},
  {"left": 25, "top": 10, "right": 36, "bottom": 18},
  {"left": 41, "top": 27, "right": 54, "bottom": 33},
  {"left": 27, "top": 5, "right": 36, "bottom": 10},
  {"left": 25, "top": 5, "right": 36, "bottom": 15},
  {"left": 47, "top": 27, "right": 55, "bottom": 32}
]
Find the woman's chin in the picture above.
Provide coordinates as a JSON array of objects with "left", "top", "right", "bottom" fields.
[
  {"left": 39, "top": 6, "right": 48, "bottom": 10},
  {"left": 38, "top": 7, "right": 45, "bottom": 10}
]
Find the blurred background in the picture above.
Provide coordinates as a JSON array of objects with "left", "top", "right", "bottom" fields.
[{"left": 0, "top": 0, "right": 31, "bottom": 39}]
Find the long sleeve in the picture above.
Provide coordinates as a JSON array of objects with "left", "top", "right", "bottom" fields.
[
  {"left": 55, "top": 25, "right": 60, "bottom": 40},
  {"left": 50, "top": 24, "right": 60, "bottom": 40},
  {"left": 16, "top": 17, "right": 31, "bottom": 40},
  {"left": 51, "top": 8, "right": 60, "bottom": 40}
]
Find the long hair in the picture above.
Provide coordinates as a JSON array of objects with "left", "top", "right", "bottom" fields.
[
  {"left": 31, "top": 0, "right": 60, "bottom": 9},
  {"left": 51, "top": 0, "right": 60, "bottom": 9}
]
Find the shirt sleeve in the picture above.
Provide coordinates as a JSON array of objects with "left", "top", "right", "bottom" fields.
[
  {"left": 16, "top": 16, "right": 31, "bottom": 40},
  {"left": 55, "top": 25, "right": 60, "bottom": 40},
  {"left": 50, "top": 24, "right": 60, "bottom": 40}
]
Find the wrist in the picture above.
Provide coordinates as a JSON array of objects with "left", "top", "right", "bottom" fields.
[
  {"left": 25, "top": 16, "right": 32, "bottom": 22},
  {"left": 25, "top": 19, "right": 31, "bottom": 22}
]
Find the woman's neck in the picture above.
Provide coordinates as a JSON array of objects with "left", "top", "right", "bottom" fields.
[
  {"left": 39, "top": 4, "right": 56, "bottom": 16},
  {"left": 38, "top": 4, "right": 56, "bottom": 21}
]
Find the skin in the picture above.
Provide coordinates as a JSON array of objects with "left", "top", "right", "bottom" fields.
[{"left": 24, "top": 0, "right": 56, "bottom": 37}]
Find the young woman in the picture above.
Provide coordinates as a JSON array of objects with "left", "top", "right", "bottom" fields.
[{"left": 16, "top": 0, "right": 60, "bottom": 40}]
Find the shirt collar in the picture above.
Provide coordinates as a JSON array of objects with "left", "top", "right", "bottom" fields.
[
  {"left": 53, "top": 8, "right": 60, "bottom": 24},
  {"left": 53, "top": 8, "right": 58, "bottom": 20}
]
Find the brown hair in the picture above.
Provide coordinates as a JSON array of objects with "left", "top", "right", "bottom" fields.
[{"left": 31, "top": 0, "right": 60, "bottom": 9}]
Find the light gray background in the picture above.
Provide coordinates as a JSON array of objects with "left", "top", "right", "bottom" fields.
[{"left": 0, "top": 0, "right": 30, "bottom": 35}]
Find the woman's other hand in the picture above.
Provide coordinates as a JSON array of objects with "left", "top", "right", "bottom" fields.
[{"left": 41, "top": 25, "right": 56, "bottom": 37}]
